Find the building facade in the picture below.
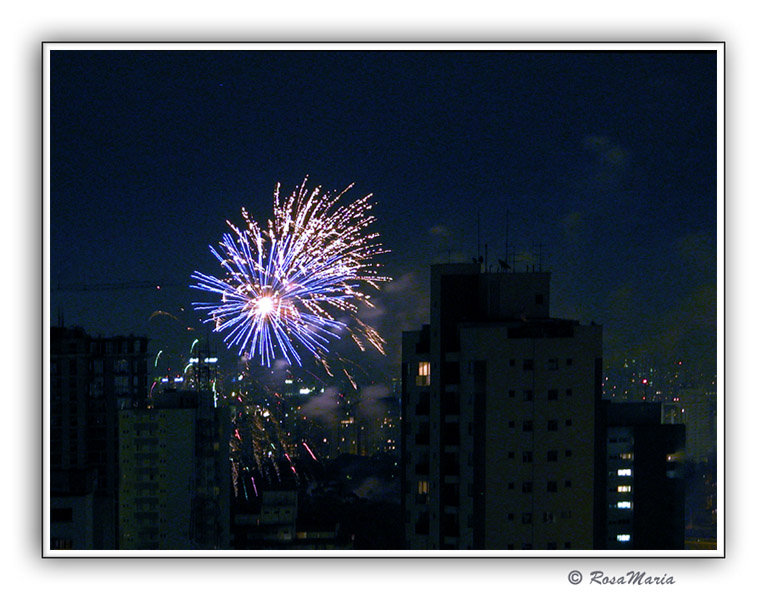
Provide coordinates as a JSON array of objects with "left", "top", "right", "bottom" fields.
[
  {"left": 401, "top": 264, "right": 605, "bottom": 550},
  {"left": 605, "top": 403, "right": 685, "bottom": 549},
  {"left": 50, "top": 326, "right": 149, "bottom": 549},
  {"left": 117, "top": 389, "right": 230, "bottom": 549}
]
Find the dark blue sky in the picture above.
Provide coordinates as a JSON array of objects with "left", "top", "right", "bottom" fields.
[{"left": 49, "top": 48, "right": 718, "bottom": 378}]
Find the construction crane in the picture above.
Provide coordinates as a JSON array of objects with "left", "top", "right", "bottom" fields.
[{"left": 54, "top": 279, "right": 185, "bottom": 292}]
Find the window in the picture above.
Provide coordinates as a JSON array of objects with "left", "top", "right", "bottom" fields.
[
  {"left": 509, "top": 359, "right": 516, "bottom": 367},
  {"left": 508, "top": 390, "right": 516, "bottom": 398},
  {"left": 547, "top": 358, "right": 558, "bottom": 370},
  {"left": 523, "top": 420, "right": 533, "bottom": 432},
  {"left": 522, "top": 482, "right": 533, "bottom": 493},
  {"left": 522, "top": 451, "right": 533, "bottom": 463},
  {"left": 564, "top": 480, "right": 571, "bottom": 488},
  {"left": 566, "top": 358, "right": 573, "bottom": 366},
  {"left": 416, "top": 362, "right": 430, "bottom": 386},
  {"left": 542, "top": 511, "right": 555, "bottom": 523},
  {"left": 547, "top": 481, "right": 558, "bottom": 492},
  {"left": 548, "top": 389, "right": 559, "bottom": 400},
  {"left": 617, "top": 501, "right": 632, "bottom": 509},
  {"left": 507, "top": 513, "right": 515, "bottom": 521},
  {"left": 507, "top": 482, "right": 515, "bottom": 490},
  {"left": 547, "top": 420, "right": 558, "bottom": 431},
  {"left": 524, "top": 390, "right": 534, "bottom": 402},
  {"left": 522, "top": 513, "right": 532, "bottom": 523},
  {"left": 51, "top": 508, "right": 73, "bottom": 522},
  {"left": 507, "top": 451, "right": 515, "bottom": 459},
  {"left": 535, "top": 294, "right": 544, "bottom": 305},
  {"left": 617, "top": 534, "right": 631, "bottom": 542},
  {"left": 547, "top": 450, "right": 558, "bottom": 462},
  {"left": 508, "top": 420, "right": 515, "bottom": 429},
  {"left": 523, "top": 359, "right": 534, "bottom": 371},
  {"left": 565, "top": 388, "right": 573, "bottom": 397},
  {"left": 565, "top": 419, "right": 572, "bottom": 426},
  {"left": 565, "top": 449, "right": 572, "bottom": 457},
  {"left": 417, "top": 481, "right": 429, "bottom": 495},
  {"left": 617, "top": 485, "right": 632, "bottom": 493},
  {"left": 617, "top": 469, "right": 632, "bottom": 477}
]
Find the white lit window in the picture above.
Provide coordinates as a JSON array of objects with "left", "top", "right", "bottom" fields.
[
  {"left": 617, "top": 485, "right": 632, "bottom": 493},
  {"left": 617, "top": 501, "right": 632, "bottom": 509},
  {"left": 619, "top": 452, "right": 633, "bottom": 460},
  {"left": 616, "top": 534, "right": 631, "bottom": 542},
  {"left": 617, "top": 468, "right": 632, "bottom": 476}
]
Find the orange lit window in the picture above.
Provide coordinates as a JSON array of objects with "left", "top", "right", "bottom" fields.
[{"left": 416, "top": 362, "right": 431, "bottom": 386}]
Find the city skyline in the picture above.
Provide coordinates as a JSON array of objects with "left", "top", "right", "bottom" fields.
[{"left": 44, "top": 42, "right": 722, "bottom": 557}]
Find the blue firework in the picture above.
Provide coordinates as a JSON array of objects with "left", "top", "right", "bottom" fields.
[{"left": 191, "top": 178, "right": 388, "bottom": 366}]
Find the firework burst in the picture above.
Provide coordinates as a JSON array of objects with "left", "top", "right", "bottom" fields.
[{"left": 191, "top": 178, "right": 389, "bottom": 366}]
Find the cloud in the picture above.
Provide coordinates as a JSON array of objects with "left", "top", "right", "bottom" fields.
[
  {"left": 428, "top": 224, "right": 451, "bottom": 238},
  {"left": 301, "top": 386, "right": 342, "bottom": 425},
  {"left": 358, "top": 384, "right": 392, "bottom": 420},
  {"left": 675, "top": 231, "right": 716, "bottom": 274},
  {"left": 583, "top": 135, "right": 631, "bottom": 189},
  {"left": 560, "top": 210, "right": 584, "bottom": 243}
]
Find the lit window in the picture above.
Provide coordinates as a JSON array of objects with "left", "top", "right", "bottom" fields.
[
  {"left": 617, "top": 534, "right": 631, "bottom": 542},
  {"left": 619, "top": 452, "right": 633, "bottom": 460},
  {"left": 618, "top": 469, "right": 632, "bottom": 476},
  {"left": 417, "top": 480, "right": 429, "bottom": 495},
  {"left": 416, "top": 362, "right": 431, "bottom": 386},
  {"left": 617, "top": 485, "right": 632, "bottom": 493},
  {"left": 617, "top": 501, "right": 632, "bottom": 509}
]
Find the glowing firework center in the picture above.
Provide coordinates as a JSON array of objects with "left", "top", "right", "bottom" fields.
[{"left": 191, "top": 179, "right": 389, "bottom": 366}]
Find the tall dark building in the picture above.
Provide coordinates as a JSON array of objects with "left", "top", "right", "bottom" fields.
[
  {"left": 401, "top": 264, "right": 604, "bottom": 550},
  {"left": 49, "top": 326, "right": 149, "bottom": 549},
  {"left": 605, "top": 402, "right": 685, "bottom": 549}
]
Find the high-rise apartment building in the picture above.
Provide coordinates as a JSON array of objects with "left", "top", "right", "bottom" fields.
[
  {"left": 605, "top": 403, "right": 685, "bottom": 549},
  {"left": 118, "top": 389, "right": 230, "bottom": 549},
  {"left": 401, "top": 264, "right": 605, "bottom": 550},
  {"left": 49, "top": 326, "right": 149, "bottom": 549}
]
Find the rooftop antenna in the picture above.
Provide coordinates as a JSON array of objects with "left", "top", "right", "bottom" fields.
[
  {"left": 476, "top": 210, "right": 481, "bottom": 267},
  {"left": 534, "top": 242, "right": 545, "bottom": 272},
  {"left": 504, "top": 209, "right": 509, "bottom": 264}
]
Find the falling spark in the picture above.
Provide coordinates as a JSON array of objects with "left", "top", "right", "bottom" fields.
[
  {"left": 191, "top": 177, "right": 389, "bottom": 366},
  {"left": 302, "top": 441, "right": 318, "bottom": 462}
]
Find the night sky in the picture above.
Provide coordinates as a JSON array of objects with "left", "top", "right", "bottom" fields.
[{"left": 49, "top": 48, "right": 718, "bottom": 379}]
